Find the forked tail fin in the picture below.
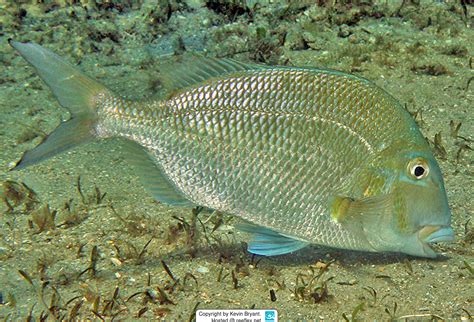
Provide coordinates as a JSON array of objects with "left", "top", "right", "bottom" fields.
[{"left": 9, "top": 40, "right": 112, "bottom": 170}]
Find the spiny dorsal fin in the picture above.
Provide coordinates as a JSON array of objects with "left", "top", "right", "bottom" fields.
[
  {"left": 121, "top": 140, "right": 194, "bottom": 207},
  {"left": 160, "top": 56, "right": 266, "bottom": 91},
  {"left": 236, "top": 222, "right": 309, "bottom": 256}
]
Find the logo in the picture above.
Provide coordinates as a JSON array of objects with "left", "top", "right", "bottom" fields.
[{"left": 265, "top": 310, "right": 276, "bottom": 322}]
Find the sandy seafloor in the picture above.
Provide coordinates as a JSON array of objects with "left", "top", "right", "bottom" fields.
[{"left": 0, "top": 0, "right": 472, "bottom": 320}]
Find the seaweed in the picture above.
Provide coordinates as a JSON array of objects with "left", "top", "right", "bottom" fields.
[
  {"left": 362, "top": 286, "right": 377, "bottom": 307},
  {"left": 205, "top": 0, "right": 250, "bottom": 21},
  {"left": 450, "top": 120, "right": 462, "bottom": 139},
  {"left": 405, "top": 104, "right": 426, "bottom": 128},
  {"left": 455, "top": 142, "right": 473, "bottom": 163},
  {"left": 76, "top": 283, "right": 130, "bottom": 319},
  {"left": 216, "top": 266, "right": 228, "bottom": 282},
  {"left": 187, "top": 302, "right": 201, "bottom": 322},
  {"left": 432, "top": 132, "right": 447, "bottom": 160},
  {"left": 441, "top": 43, "right": 468, "bottom": 57},
  {"left": 161, "top": 260, "right": 177, "bottom": 282},
  {"left": 462, "top": 260, "right": 473, "bottom": 277},
  {"left": 462, "top": 219, "right": 473, "bottom": 246},
  {"left": 56, "top": 177, "right": 108, "bottom": 229},
  {"left": 342, "top": 302, "right": 365, "bottom": 321},
  {"left": 1, "top": 180, "right": 39, "bottom": 213},
  {"left": 397, "top": 313, "right": 445, "bottom": 319},
  {"left": 18, "top": 269, "right": 35, "bottom": 287},
  {"left": 448, "top": 120, "right": 473, "bottom": 163},
  {"left": 30, "top": 204, "right": 56, "bottom": 232},
  {"left": 39, "top": 282, "right": 65, "bottom": 320},
  {"left": 402, "top": 259, "right": 414, "bottom": 275},
  {"left": 182, "top": 272, "right": 199, "bottom": 290},
  {"left": 112, "top": 237, "right": 153, "bottom": 265},
  {"left": 10, "top": 116, "right": 47, "bottom": 145},
  {"left": 136, "top": 306, "right": 148, "bottom": 317},
  {"left": 231, "top": 269, "right": 239, "bottom": 289},
  {"left": 293, "top": 261, "right": 334, "bottom": 303},
  {"left": 76, "top": 176, "right": 107, "bottom": 206},
  {"left": 79, "top": 283, "right": 101, "bottom": 312},
  {"left": 411, "top": 63, "right": 450, "bottom": 76},
  {"left": 384, "top": 301, "right": 399, "bottom": 319},
  {"left": 68, "top": 299, "right": 84, "bottom": 320},
  {"left": 101, "top": 287, "right": 125, "bottom": 316},
  {"left": 78, "top": 245, "right": 100, "bottom": 278},
  {"left": 109, "top": 205, "right": 151, "bottom": 236},
  {"left": 462, "top": 308, "right": 472, "bottom": 320},
  {"left": 36, "top": 253, "right": 52, "bottom": 282}
]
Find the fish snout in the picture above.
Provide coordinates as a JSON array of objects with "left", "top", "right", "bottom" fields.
[{"left": 419, "top": 225, "right": 455, "bottom": 243}]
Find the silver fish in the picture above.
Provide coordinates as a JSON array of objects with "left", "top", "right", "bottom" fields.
[{"left": 9, "top": 40, "right": 454, "bottom": 258}]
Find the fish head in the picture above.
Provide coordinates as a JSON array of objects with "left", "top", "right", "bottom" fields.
[
  {"left": 393, "top": 152, "right": 453, "bottom": 257},
  {"left": 359, "top": 151, "right": 454, "bottom": 258}
]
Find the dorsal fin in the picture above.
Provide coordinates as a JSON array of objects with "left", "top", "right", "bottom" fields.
[
  {"left": 121, "top": 140, "right": 194, "bottom": 207},
  {"left": 160, "top": 56, "right": 265, "bottom": 91}
]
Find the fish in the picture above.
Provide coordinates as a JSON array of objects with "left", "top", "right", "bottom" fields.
[{"left": 8, "top": 40, "right": 454, "bottom": 258}]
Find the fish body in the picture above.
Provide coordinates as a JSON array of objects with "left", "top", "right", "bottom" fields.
[{"left": 9, "top": 41, "right": 454, "bottom": 258}]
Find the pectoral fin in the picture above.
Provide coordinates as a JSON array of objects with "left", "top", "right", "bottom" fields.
[
  {"left": 236, "top": 223, "right": 309, "bottom": 256},
  {"left": 330, "top": 193, "right": 394, "bottom": 224}
]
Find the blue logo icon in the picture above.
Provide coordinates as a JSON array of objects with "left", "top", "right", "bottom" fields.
[{"left": 265, "top": 310, "right": 276, "bottom": 322}]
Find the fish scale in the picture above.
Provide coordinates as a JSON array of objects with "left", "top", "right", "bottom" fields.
[
  {"left": 123, "top": 69, "right": 382, "bottom": 247},
  {"left": 96, "top": 69, "right": 381, "bottom": 249},
  {"left": 9, "top": 41, "right": 454, "bottom": 257}
]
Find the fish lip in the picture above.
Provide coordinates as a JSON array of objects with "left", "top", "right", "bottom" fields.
[
  {"left": 408, "top": 225, "right": 454, "bottom": 258},
  {"left": 370, "top": 225, "right": 454, "bottom": 258},
  {"left": 420, "top": 225, "right": 455, "bottom": 243}
]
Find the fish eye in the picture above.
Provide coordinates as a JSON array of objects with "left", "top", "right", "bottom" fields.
[{"left": 407, "top": 158, "right": 429, "bottom": 180}]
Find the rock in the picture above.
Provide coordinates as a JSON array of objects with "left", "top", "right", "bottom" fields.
[
  {"left": 185, "top": 0, "right": 205, "bottom": 10},
  {"left": 338, "top": 24, "right": 351, "bottom": 38},
  {"left": 146, "top": 34, "right": 180, "bottom": 58},
  {"left": 284, "top": 28, "right": 307, "bottom": 50}
]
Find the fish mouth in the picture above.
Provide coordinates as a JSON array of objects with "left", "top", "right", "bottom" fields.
[
  {"left": 419, "top": 225, "right": 455, "bottom": 243},
  {"left": 416, "top": 225, "right": 455, "bottom": 257}
]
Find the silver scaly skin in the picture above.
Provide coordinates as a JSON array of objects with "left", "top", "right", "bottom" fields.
[
  {"left": 9, "top": 41, "right": 454, "bottom": 258},
  {"left": 97, "top": 68, "right": 428, "bottom": 251}
]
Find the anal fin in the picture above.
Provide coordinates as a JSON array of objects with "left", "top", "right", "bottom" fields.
[
  {"left": 121, "top": 140, "right": 194, "bottom": 207},
  {"left": 237, "top": 223, "right": 309, "bottom": 256}
]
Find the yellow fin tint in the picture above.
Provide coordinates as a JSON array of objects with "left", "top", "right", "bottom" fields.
[
  {"left": 331, "top": 196, "right": 354, "bottom": 222},
  {"left": 331, "top": 194, "right": 394, "bottom": 223}
]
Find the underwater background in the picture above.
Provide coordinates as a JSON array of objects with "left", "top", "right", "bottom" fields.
[{"left": 0, "top": 0, "right": 472, "bottom": 320}]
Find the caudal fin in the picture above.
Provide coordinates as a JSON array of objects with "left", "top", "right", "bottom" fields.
[{"left": 9, "top": 40, "right": 112, "bottom": 170}]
